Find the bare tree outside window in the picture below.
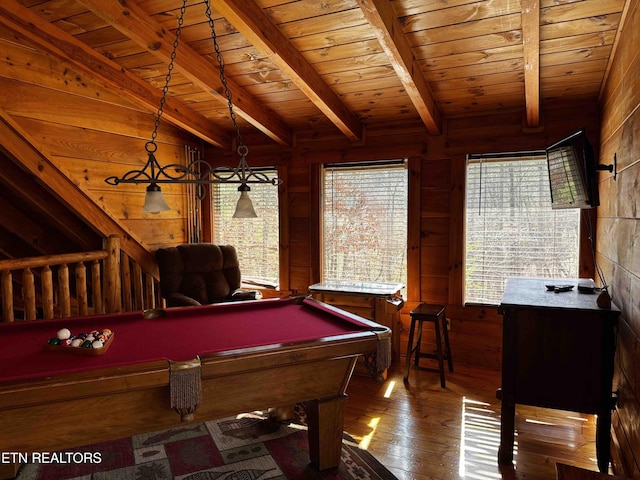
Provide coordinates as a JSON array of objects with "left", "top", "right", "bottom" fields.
[{"left": 323, "top": 162, "right": 408, "bottom": 287}]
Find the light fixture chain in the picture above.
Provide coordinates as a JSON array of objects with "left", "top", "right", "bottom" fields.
[
  {"left": 203, "top": 0, "right": 244, "bottom": 152},
  {"left": 150, "top": 0, "right": 189, "bottom": 146},
  {"left": 104, "top": 0, "right": 282, "bottom": 214}
]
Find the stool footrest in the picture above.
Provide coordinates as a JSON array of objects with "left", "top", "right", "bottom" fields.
[{"left": 415, "top": 352, "right": 449, "bottom": 361}]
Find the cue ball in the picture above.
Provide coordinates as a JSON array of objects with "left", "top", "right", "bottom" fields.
[{"left": 56, "top": 328, "right": 71, "bottom": 340}]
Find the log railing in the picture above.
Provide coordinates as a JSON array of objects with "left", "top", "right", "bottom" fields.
[{"left": 0, "top": 235, "right": 160, "bottom": 322}]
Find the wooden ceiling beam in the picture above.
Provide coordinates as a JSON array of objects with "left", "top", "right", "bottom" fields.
[
  {"left": 521, "top": 0, "right": 541, "bottom": 127},
  {"left": 0, "top": 1, "right": 230, "bottom": 149},
  {"left": 356, "top": 0, "right": 441, "bottom": 135},
  {"left": 79, "top": 0, "right": 292, "bottom": 147},
  {"left": 213, "top": 0, "right": 363, "bottom": 142}
]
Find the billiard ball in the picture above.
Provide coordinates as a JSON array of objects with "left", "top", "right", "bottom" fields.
[{"left": 56, "top": 328, "right": 71, "bottom": 340}]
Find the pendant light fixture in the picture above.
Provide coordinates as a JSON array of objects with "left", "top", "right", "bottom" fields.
[{"left": 104, "top": 0, "right": 281, "bottom": 217}]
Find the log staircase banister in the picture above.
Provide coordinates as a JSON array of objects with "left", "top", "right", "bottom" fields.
[
  {"left": 121, "top": 245, "right": 158, "bottom": 281},
  {"left": 0, "top": 235, "right": 161, "bottom": 322},
  {"left": 0, "top": 251, "right": 108, "bottom": 272}
]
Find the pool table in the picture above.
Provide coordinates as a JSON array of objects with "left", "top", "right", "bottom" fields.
[{"left": 0, "top": 297, "right": 390, "bottom": 474}]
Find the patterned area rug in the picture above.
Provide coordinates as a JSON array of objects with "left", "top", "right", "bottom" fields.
[{"left": 16, "top": 411, "right": 397, "bottom": 480}]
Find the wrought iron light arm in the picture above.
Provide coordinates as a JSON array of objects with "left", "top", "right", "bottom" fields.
[
  {"left": 103, "top": 0, "right": 281, "bottom": 216},
  {"left": 105, "top": 142, "right": 281, "bottom": 202}
]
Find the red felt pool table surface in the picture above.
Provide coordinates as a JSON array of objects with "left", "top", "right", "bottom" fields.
[
  {"left": 0, "top": 297, "right": 380, "bottom": 382},
  {"left": 0, "top": 297, "right": 390, "bottom": 474}
]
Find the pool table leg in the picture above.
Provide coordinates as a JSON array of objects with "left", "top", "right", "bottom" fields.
[
  {"left": 268, "top": 405, "right": 295, "bottom": 423},
  {"left": 305, "top": 394, "right": 347, "bottom": 470}
]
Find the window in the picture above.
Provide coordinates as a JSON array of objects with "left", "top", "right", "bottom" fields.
[
  {"left": 465, "top": 154, "right": 581, "bottom": 304},
  {"left": 212, "top": 169, "right": 279, "bottom": 287},
  {"left": 322, "top": 161, "right": 408, "bottom": 287}
]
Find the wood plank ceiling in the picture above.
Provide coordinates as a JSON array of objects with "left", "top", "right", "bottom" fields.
[{"left": 0, "top": 0, "right": 628, "bottom": 148}]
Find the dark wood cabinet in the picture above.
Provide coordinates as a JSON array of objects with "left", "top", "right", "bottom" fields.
[{"left": 497, "top": 278, "right": 620, "bottom": 473}]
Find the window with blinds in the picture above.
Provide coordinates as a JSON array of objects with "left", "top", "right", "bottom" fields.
[
  {"left": 212, "top": 170, "right": 279, "bottom": 288},
  {"left": 465, "top": 154, "right": 581, "bottom": 304},
  {"left": 322, "top": 161, "right": 408, "bottom": 286}
]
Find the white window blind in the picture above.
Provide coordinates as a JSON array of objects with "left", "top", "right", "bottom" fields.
[
  {"left": 322, "top": 161, "right": 408, "bottom": 286},
  {"left": 465, "top": 155, "right": 581, "bottom": 304},
  {"left": 212, "top": 170, "right": 279, "bottom": 287}
]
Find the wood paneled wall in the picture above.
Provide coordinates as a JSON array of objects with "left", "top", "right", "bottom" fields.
[
  {"left": 3, "top": 8, "right": 638, "bottom": 474},
  {"left": 598, "top": 0, "right": 640, "bottom": 474},
  {"left": 0, "top": 24, "right": 197, "bottom": 251},
  {"left": 240, "top": 107, "right": 601, "bottom": 372},
  {"left": 432, "top": 105, "right": 601, "bottom": 370},
  {"left": 1, "top": 16, "right": 610, "bottom": 376}
]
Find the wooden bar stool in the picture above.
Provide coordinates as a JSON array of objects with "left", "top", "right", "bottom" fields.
[{"left": 404, "top": 303, "right": 453, "bottom": 387}]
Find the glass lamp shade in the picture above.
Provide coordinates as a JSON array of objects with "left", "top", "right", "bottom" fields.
[
  {"left": 143, "top": 184, "right": 170, "bottom": 214},
  {"left": 233, "top": 190, "right": 257, "bottom": 218}
]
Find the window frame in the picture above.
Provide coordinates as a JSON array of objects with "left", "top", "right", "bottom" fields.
[
  {"left": 211, "top": 166, "right": 282, "bottom": 289},
  {"left": 463, "top": 152, "right": 594, "bottom": 306},
  {"left": 320, "top": 159, "right": 409, "bottom": 290}
]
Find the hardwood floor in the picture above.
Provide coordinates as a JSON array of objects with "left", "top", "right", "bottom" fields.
[{"left": 342, "top": 362, "right": 605, "bottom": 480}]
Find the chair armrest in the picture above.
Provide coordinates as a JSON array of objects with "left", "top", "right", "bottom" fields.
[
  {"left": 231, "top": 289, "right": 263, "bottom": 301},
  {"left": 167, "top": 292, "right": 202, "bottom": 307}
]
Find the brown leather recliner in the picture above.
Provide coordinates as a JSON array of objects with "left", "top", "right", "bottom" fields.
[{"left": 155, "top": 244, "right": 260, "bottom": 307}]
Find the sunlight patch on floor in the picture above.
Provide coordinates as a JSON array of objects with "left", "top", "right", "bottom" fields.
[
  {"left": 358, "top": 417, "right": 380, "bottom": 450},
  {"left": 459, "top": 396, "right": 503, "bottom": 479},
  {"left": 351, "top": 380, "right": 395, "bottom": 451},
  {"left": 383, "top": 381, "right": 396, "bottom": 398}
]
